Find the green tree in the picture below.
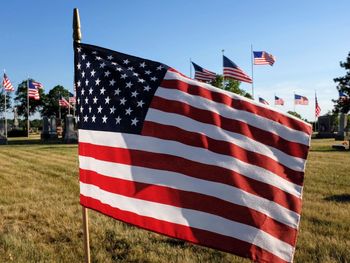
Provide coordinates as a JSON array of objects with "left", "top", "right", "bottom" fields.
[
  {"left": 14, "top": 80, "right": 45, "bottom": 119},
  {"left": 210, "top": 75, "right": 252, "bottom": 99},
  {"left": 41, "top": 85, "right": 71, "bottom": 119},
  {"left": 0, "top": 90, "right": 12, "bottom": 112},
  {"left": 333, "top": 52, "right": 350, "bottom": 113},
  {"left": 287, "top": 111, "right": 303, "bottom": 119}
]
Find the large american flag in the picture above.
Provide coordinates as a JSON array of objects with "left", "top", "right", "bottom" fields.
[
  {"left": 191, "top": 61, "right": 216, "bottom": 82},
  {"left": 2, "top": 73, "right": 14, "bottom": 92},
  {"left": 75, "top": 42, "right": 312, "bottom": 263},
  {"left": 223, "top": 56, "right": 252, "bottom": 84},
  {"left": 294, "top": 94, "right": 309, "bottom": 105},
  {"left": 253, "top": 51, "right": 276, "bottom": 66}
]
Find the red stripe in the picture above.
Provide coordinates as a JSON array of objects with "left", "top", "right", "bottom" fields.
[
  {"left": 80, "top": 195, "right": 288, "bottom": 263},
  {"left": 142, "top": 121, "right": 304, "bottom": 186},
  {"left": 161, "top": 77, "right": 311, "bottom": 135},
  {"left": 80, "top": 169, "right": 297, "bottom": 245},
  {"left": 79, "top": 143, "right": 302, "bottom": 213},
  {"left": 150, "top": 96, "right": 309, "bottom": 159}
]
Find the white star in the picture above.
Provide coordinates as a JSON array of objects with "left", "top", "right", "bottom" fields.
[
  {"left": 95, "top": 56, "right": 102, "bottom": 61},
  {"left": 100, "top": 87, "right": 106, "bottom": 95},
  {"left": 81, "top": 71, "right": 85, "bottom": 78},
  {"left": 150, "top": 76, "right": 157, "bottom": 81},
  {"left": 114, "top": 88, "right": 121, "bottom": 95},
  {"left": 85, "top": 97, "right": 89, "bottom": 104},
  {"left": 109, "top": 79, "right": 116, "bottom": 86},
  {"left": 104, "top": 70, "right": 111, "bottom": 77},
  {"left": 88, "top": 106, "right": 92, "bottom": 113},
  {"left": 133, "top": 72, "right": 139, "bottom": 77},
  {"left": 145, "top": 70, "right": 151, "bottom": 75},
  {"left": 95, "top": 78, "right": 101, "bottom": 85},
  {"left": 131, "top": 118, "right": 139, "bottom": 126},
  {"left": 97, "top": 105, "right": 103, "bottom": 113},
  {"left": 93, "top": 96, "right": 98, "bottom": 104},
  {"left": 89, "top": 88, "right": 93, "bottom": 94},
  {"left": 105, "top": 96, "right": 110, "bottom": 104},
  {"left": 77, "top": 116, "right": 80, "bottom": 122},
  {"left": 111, "top": 62, "right": 117, "bottom": 66},
  {"left": 77, "top": 47, "right": 81, "bottom": 53},
  {"left": 102, "top": 115, "right": 108, "bottom": 123},
  {"left": 83, "top": 115, "right": 88, "bottom": 122},
  {"left": 115, "top": 116, "right": 122, "bottom": 124},
  {"left": 92, "top": 51, "right": 97, "bottom": 54},
  {"left": 77, "top": 63, "right": 81, "bottom": 69},
  {"left": 110, "top": 106, "right": 116, "bottom": 114},
  {"left": 92, "top": 115, "right": 96, "bottom": 122},
  {"left": 81, "top": 54, "right": 86, "bottom": 60},
  {"left": 144, "top": 85, "right": 151, "bottom": 91},
  {"left": 85, "top": 80, "right": 89, "bottom": 86},
  {"left": 100, "top": 62, "right": 106, "bottom": 68},
  {"left": 86, "top": 62, "right": 91, "bottom": 68},
  {"left": 121, "top": 74, "right": 127, "bottom": 79},
  {"left": 81, "top": 88, "right": 85, "bottom": 95},
  {"left": 125, "top": 108, "right": 133, "bottom": 115},
  {"left": 77, "top": 81, "right": 81, "bottom": 87},
  {"left": 131, "top": 90, "right": 138, "bottom": 97},
  {"left": 120, "top": 98, "right": 126, "bottom": 105},
  {"left": 126, "top": 82, "right": 133, "bottom": 88},
  {"left": 90, "top": 70, "right": 96, "bottom": 77},
  {"left": 140, "top": 62, "right": 146, "bottom": 68},
  {"left": 138, "top": 78, "right": 145, "bottom": 83},
  {"left": 137, "top": 100, "right": 145, "bottom": 107},
  {"left": 157, "top": 65, "right": 164, "bottom": 70},
  {"left": 107, "top": 55, "right": 113, "bottom": 60},
  {"left": 80, "top": 106, "right": 83, "bottom": 112},
  {"left": 123, "top": 59, "right": 130, "bottom": 65},
  {"left": 116, "top": 67, "right": 123, "bottom": 72},
  {"left": 77, "top": 98, "right": 80, "bottom": 104},
  {"left": 127, "top": 66, "right": 134, "bottom": 71}
]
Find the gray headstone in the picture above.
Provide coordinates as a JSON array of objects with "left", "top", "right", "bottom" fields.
[
  {"left": 49, "top": 116, "right": 58, "bottom": 139},
  {"left": 13, "top": 107, "right": 19, "bottom": 129},
  {"left": 336, "top": 113, "right": 348, "bottom": 140},
  {"left": 0, "top": 119, "right": 7, "bottom": 144},
  {"left": 316, "top": 115, "right": 335, "bottom": 138},
  {"left": 41, "top": 116, "right": 50, "bottom": 140},
  {"left": 64, "top": 115, "right": 77, "bottom": 143}
]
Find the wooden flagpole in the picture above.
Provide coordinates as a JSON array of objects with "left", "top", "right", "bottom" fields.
[{"left": 73, "top": 8, "right": 91, "bottom": 263}]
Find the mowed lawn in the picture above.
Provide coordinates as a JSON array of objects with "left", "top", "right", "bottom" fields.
[{"left": 0, "top": 138, "right": 349, "bottom": 262}]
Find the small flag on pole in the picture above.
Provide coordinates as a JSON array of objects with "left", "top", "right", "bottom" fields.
[
  {"left": 191, "top": 62, "right": 216, "bottom": 82},
  {"left": 315, "top": 94, "right": 321, "bottom": 117},
  {"left": 223, "top": 55, "right": 252, "bottom": 83},
  {"left": 75, "top": 42, "right": 312, "bottom": 263},
  {"left": 59, "top": 94, "right": 72, "bottom": 108},
  {"left": 2, "top": 73, "right": 14, "bottom": 92},
  {"left": 253, "top": 51, "right": 276, "bottom": 66},
  {"left": 28, "top": 80, "right": 41, "bottom": 100},
  {"left": 275, "top": 95, "right": 284, "bottom": 105},
  {"left": 259, "top": 97, "right": 269, "bottom": 105},
  {"left": 294, "top": 94, "right": 309, "bottom": 105},
  {"left": 69, "top": 92, "right": 76, "bottom": 104}
]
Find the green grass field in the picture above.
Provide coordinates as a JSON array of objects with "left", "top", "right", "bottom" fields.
[{"left": 0, "top": 138, "right": 349, "bottom": 262}]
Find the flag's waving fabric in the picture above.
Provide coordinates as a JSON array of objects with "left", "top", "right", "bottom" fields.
[
  {"left": 75, "top": 42, "right": 312, "bottom": 263},
  {"left": 253, "top": 51, "right": 276, "bottom": 66},
  {"left": 223, "top": 55, "right": 252, "bottom": 83},
  {"left": 2, "top": 73, "right": 14, "bottom": 92},
  {"left": 191, "top": 61, "right": 216, "bottom": 82}
]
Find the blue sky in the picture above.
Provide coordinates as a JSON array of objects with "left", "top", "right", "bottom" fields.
[{"left": 1, "top": 1, "right": 349, "bottom": 121}]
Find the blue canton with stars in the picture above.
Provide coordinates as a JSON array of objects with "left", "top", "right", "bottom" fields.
[{"left": 74, "top": 42, "right": 168, "bottom": 134}]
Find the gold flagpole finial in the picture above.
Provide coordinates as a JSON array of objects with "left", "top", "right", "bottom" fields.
[{"left": 73, "top": 8, "right": 82, "bottom": 42}]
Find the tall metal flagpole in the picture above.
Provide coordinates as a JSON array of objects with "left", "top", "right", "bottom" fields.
[
  {"left": 222, "top": 49, "right": 225, "bottom": 90},
  {"left": 27, "top": 78, "right": 30, "bottom": 137},
  {"left": 73, "top": 8, "right": 91, "bottom": 263},
  {"left": 3, "top": 69, "right": 7, "bottom": 138},
  {"left": 251, "top": 44, "right": 254, "bottom": 99}
]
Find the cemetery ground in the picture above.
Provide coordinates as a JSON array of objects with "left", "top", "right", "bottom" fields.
[{"left": 0, "top": 138, "right": 349, "bottom": 263}]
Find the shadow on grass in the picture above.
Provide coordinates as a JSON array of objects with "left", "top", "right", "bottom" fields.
[{"left": 324, "top": 194, "right": 350, "bottom": 203}]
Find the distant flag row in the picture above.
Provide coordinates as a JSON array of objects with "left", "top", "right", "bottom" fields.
[{"left": 192, "top": 51, "right": 275, "bottom": 84}]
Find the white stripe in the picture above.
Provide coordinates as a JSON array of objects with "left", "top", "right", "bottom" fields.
[
  {"left": 79, "top": 156, "right": 300, "bottom": 228},
  {"left": 80, "top": 182, "right": 293, "bottom": 262},
  {"left": 156, "top": 84, "right": 309, "bottom": 147},
  {"left": 146, "top": 108, "right": 305, "bottom": 172},
  {"left": 164, "top": 70, "right": 311, "bottom": 139},
  {"left": 79, "top": 130, "right": 302, "bottom": 198}
]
